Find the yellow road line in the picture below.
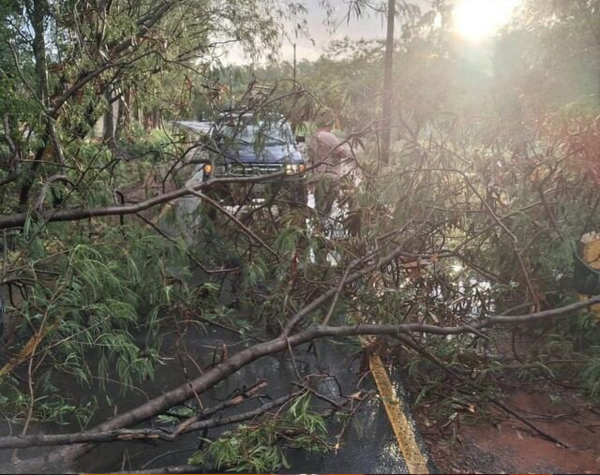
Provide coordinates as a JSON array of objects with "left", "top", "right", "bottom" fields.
[{"left": 369, "top": 352, "right": 430, "bottom": 474}]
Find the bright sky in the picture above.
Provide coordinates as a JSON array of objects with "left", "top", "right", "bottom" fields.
[
  {"left": 282, "top": 0, "right": 390, "bottom": 61},
  {"left": 453, "top": 0, "right": 522, "bottom": 42},
  {"left": 225, "top": 0, "right": 395, "bottom": 63},
  {"left": 226, "top": 0, "right": 522, "bottom": 63}
]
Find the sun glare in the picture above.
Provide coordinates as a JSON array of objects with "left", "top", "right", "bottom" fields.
[{"left": 453, "top": 0, "right": 521, "bottom": 42}]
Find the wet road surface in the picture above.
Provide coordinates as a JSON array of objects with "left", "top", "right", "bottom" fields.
[{"left": 70, "top": 325, "right": 410, "bottom": 473}]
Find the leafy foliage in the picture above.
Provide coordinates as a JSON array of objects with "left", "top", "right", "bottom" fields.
[{"left": 189, "top": 393, "right": 328, "bottom": 473}]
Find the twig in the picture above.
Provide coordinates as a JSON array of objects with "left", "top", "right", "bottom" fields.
[
  {"left": 192, "top": 313, "right": 265, "bottom": 343},
  {"left": 322, "top": 258, "right": 360, "bottom": 326},
  {"left": 136, "top": 213, "right": 238, "bottom": 275},
  {"left": 188, "top": 189, "right": 279, "bottom": 260},
  {"left": 34, "top": 175, "right": 75, "bottom": 212},
  {"left": 291, "top": 380, "right": 350, "bottom": 413},
  {"left": 396, "top": 334, "right": 571, "bottom": 449}
]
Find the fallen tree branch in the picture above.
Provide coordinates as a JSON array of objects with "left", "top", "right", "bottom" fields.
[
  {"left": 0, "top": 173, "right": 287, "bottom": 231},
  {"left": 169, "top": 380, "right": 268, "bottom": 437},
  {"left": 281, "top": 245, "right": 411, "bottom": 336},
  {"left": 395, "top": 334, "right": 571, "bottom": 448},
  {"left": 4, "top": 294, "right": 598, "bottom": 472},
  {"left": 312, "top": 296, "right": 600, "bottom": 337},
  {"left": 189, "top": 189, "right": 279, "bottom": 259},
  {"left": 0, "top": 392, "right": 296, "bottom": 450}
]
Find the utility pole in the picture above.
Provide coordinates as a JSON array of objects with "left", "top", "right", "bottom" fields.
[{"left": 381, "top": 0, "right": 395, "bottom": 165}]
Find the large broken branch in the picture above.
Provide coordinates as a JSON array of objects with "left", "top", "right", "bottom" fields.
[
  {"left": 0, "top": 392, "right": 295, "bottom": 450},
  {"left": 0, "top": 172, "right": 285, "bottom": 231},
  {"left": 3, "top": 294, "right": 599, "bottom": 473}
]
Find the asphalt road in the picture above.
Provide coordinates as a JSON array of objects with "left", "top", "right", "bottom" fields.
[
  {"left": 158, "top": 178, "right": 412, "bottom": 474},
  {"left": 70, "top": 326, "right": 410, "bottom": 474}
]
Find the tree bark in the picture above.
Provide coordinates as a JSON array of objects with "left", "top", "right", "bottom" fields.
[
  {"left": 19, "top": 0, "right": 51, "bottom": 208},
  {"left": 103, "top": 87, "right": 116, "bottom": 144},
  {"left": 0, "top": 393, "right": 294, "bottom": 450},
  {"left": 31, "top": 0, "right": 49, "bottom": 106},
  {"left": 381, "top": 0, "right": 395, "bottom": 165},
  {"left": 0, "top": 172, "right": 288, "bottom": 231}
]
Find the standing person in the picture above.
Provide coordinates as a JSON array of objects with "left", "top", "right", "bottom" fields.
[{"left": 309, "top": 114, "right": 353, "bottom": 225}]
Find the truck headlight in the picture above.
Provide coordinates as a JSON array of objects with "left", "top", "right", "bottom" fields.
[{"left": 285, "top": 164, "right": 305, "bottom": 175}]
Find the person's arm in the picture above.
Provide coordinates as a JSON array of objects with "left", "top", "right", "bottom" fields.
[{"left": 336, "top": 139, "right": 355, "bottom": 159}]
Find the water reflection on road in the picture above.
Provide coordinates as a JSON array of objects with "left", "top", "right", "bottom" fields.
[{"left": 71, "top": 325, "right": 408, "bottom": 473}]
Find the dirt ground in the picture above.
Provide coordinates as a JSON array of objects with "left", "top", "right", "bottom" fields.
[{"left": 416, "top": 387, "right": 600, "bottom": 474}]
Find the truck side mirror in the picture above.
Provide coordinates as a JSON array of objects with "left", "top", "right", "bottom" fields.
[{"left": 296, "top": 135, "right": 306, "bottom": 143}]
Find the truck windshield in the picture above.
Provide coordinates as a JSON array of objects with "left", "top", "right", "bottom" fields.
[{"left": 218, "top": 120, "right": 294, "bottom": 147}]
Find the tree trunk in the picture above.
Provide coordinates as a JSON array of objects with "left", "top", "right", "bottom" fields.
[
  {"left": 381, "top": 0, "right": 395, "bottom": 165},
  {"left": 116, "top": 87, "right": 133, "bottom": 140},
  {"left": 152, "top": 106, "right": 160, "bottom": 129},
  {"left": 103, "top": 88, "right": 116, "bottom": 144},
  {"left": 19, "top": 0, "right": 50, "bottom": 208},
  {"left": 31, "top": 0, "right": 48, "bottom": 105}
]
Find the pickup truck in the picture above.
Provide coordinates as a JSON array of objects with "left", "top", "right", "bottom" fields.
[{"left": 193, "top": 113, "right": 308, "bottom": 208}]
